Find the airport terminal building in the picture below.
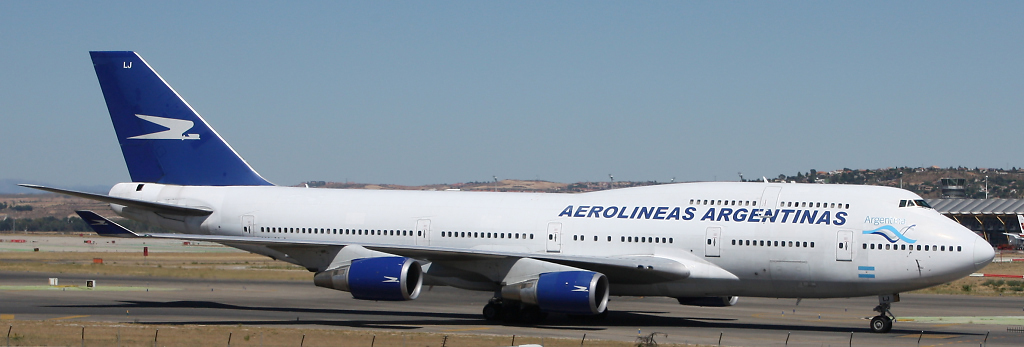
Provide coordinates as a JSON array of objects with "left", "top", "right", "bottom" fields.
[{"left": 926, "top": 199, "right": 1024, "bottom": 247}]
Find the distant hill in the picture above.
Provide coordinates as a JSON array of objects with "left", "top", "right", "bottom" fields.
[
  {"left": 773, "top": 167, "right": 1024, "bottom": 199},
  {"left": 0, "top": 179, "right": 111, "bottom": 194},
  {"left": 301, "top": 167, "right": 1024, "bottom": 199}
]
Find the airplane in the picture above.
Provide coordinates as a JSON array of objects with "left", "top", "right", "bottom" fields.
[
  {"left": 24, "top": 51, "right": 995, "bottom": 334},
  {"left": 1003, "top": 233, "right": 1023, "bottom": 250}
]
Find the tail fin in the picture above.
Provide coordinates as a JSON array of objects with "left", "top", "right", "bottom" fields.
[
  {"left": 75, "top": 210, "right": 140, "bottom": 238},
  {"left": 90, "top": 51, "right": 271, "bottom": 186}
]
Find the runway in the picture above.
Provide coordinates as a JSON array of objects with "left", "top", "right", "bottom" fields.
[{"left": 2, "top": 271, "right": 1023, "bottom": 346}]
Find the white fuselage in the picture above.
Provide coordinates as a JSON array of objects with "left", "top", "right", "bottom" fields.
[{"left": 109, "top": 181, "right": 992, "bottom": 299}]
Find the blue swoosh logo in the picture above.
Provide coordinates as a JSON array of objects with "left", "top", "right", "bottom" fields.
[{"left": 862, "top": 225, "right": 917, "bottom": 244}]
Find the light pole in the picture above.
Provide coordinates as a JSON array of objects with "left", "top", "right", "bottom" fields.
[{"left": 985, "top": 175, "right": 989, "bottom": 199}]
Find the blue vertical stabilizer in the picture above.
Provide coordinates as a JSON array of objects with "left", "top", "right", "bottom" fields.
[{"left": 90, "top": 51, "right": 272, "bottom": 186}]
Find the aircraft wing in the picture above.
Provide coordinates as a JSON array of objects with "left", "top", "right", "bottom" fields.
[
  {"left": 75, "top": 210, "right": 722, "bottom": 284},
  {"left": 23, "top": 185, "right": 213, "bottom": 216}
]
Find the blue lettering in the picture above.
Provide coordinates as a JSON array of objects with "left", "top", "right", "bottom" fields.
[
  {"left": 629, "top": 207, "right": 639, "bottom": 219},
  {"left": 603, "top": 206, "right": 619, "bottom": 218},
  {"left": 747, "top": 208, "right": 761, "bottom": 222},
  {"left": 638, "top": 207, "right": 655, "bottom": 219},
  {"left": 666, "top": 207, "right": 681, "bottom": 220},
  {"left": 763, "top": 209, "right": 780, "bottom": 222},
  {"left": 733, "top": 208, "right": 748, "bottom": 222},
  {"left": 816, "top": 211, "right": 831, "bottom": 225},
  {"left": 618, "top": 206, "right": 631, "bottom": 219},
  {"left": 800, "top": 210, "right": 818, "bottom": 224},
  {"left": 683, "top": 207, "right": 696, "bottom": 220},
  {"left": 701, "top": 208, "right": 716, "bottom": 221},
  {"left": 574, "top": 206, "right": 589, "bottom": 218},
  {"left": 587, "top": 206, "right": 604, "bottom": 218},
  {"left": 559, "top": 206, "right": 573, "bottom": 217},
  {"left": 717, "top": 208, "right": 733, "bottom": 221},
  {"left": 835, "top": 211, "right": 848, "bottom": 225},
  {"left": 779, "top": 210, "right": 795, "bottom": 223},
  {"left": 653, "top": 207, "right": 668, "bottom": 220}
]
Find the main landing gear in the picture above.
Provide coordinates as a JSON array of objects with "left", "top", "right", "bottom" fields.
[
  {"left": 482, "top": 298, "right": 548, "bottom": 324},
  {"left": 869, "top": 294, "right": 899, "bottom": 333}
]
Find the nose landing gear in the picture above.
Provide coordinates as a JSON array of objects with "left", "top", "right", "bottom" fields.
[{"left": 869, "top": 294, "right": 898, "bottom": 333}]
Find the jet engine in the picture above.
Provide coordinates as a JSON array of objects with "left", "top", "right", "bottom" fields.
[
  {"left": 502, "top": 271, "right": 609, "bottom": 315},
  {"left": 675, "top": 296, "right": 738, "bottom": 307},
  {"left": 313, "top": 256, "right": 422, "bottom": 301}
]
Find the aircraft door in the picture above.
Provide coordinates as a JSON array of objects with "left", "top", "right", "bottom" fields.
[
  {"left": 705, "top": 226, "right": 722, "bottom": 257},
  {"left": 836, "top": 230, "right": 853, "bottom": 261},
  {"left": 241, "top": 215, "right": 255, "bottom": 235},
  {"left": 546, "top": 222, "right": 562, "bottom": 253},
  {"left": 759, "top": 186, "right": 782, "bottom": 211},
  {"left": 416, "top": 219, "right": 431, "bottom": 246}
]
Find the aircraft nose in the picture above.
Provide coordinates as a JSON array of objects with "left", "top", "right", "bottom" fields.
[{"left": 973, "top": 237, "right": 995, "bottom": 271}]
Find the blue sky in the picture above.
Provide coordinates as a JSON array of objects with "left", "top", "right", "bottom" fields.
[{"left": 1, "top": 2, "right": 1022, "bottom": 188}]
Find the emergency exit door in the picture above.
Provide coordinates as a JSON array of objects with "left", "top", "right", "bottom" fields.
[
  {"left": 836, "top": 230, "right": 853, "bottom": 261},
  {"left": 705, "top": 227, "right": 722, "bottom": 257}
]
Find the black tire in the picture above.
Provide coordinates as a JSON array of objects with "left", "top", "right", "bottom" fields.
[
  {"left": 869, "top": 315, "right": 892, "bottom": 333},
  {"left": 482, "top": 303, "right": 501, "bottom": 321}
]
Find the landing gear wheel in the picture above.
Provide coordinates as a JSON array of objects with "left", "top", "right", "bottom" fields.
[
  {"left": 870, "top": 294, "right": 898, "bottom": 333},
  {"left": 482, "top": 302, "right": 501, "bottom": 321},
  {"left": 870, "top": 315, "right": 892, "bottom": 333}
]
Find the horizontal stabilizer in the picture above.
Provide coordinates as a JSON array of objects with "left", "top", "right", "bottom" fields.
[
  {"left": 75, "top": 210, "right": 139, "bottom": 238},
  {"left": 19, "top": 184, "right": 213, "bottom": 216}
]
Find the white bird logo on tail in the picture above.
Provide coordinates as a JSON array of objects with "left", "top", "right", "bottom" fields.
[{"left": 128, "top": 114, "right": 200, "bottom": 140}]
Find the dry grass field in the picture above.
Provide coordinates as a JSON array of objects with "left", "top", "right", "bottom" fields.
[
  {"left": 0, "top": 320, "right": 680, "bottom": 347},
  {"left": 0, "top": 251, "right": 310, "bottom": 281}
]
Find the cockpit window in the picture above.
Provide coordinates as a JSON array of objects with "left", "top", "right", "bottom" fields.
[{"left": 899, "top": 199, "right": 932, "bottom": 209}]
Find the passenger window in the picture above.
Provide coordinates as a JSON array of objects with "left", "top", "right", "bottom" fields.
[
  {"left": 870, "top": 244, "right": 875, "bottom": 249},
  {"left": 925, "top": 245, "right": 929, "bottom": 251},
  {"left": 549, "top": 234, "right": 554, "bottom": 240},
  {"left": 810, "top": 242, "right": 814, "bottom": 247},
  {"left": 746, "top": 240, "right": 750, "bottom": 246},
  {"left": 669, "top": 238, "right": 673, "bottom": 243},
  {"left": 760, "top": 240, "right": 764, "bottom": 246},
  {"left": 530, "top": 234, "right": 534, "bottom": 239},
  {"left": 957, "top": 246, "right": 962, "bottom": 252},
  {"left": 803, "top": 242, "right": 807, "bottom": 247},
  {"left": 839, "top": 243, "right": 844, "bottom": 249},
  {"left": 941, "top": 246, "right": 945, "bottom": 251},
  {"left": 607, "top": 236, "right": 611, "bottom": 242}
]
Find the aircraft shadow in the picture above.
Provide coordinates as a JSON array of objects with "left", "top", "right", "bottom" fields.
[{"left": 48, "top": 300, "right": 982, "bottom": 336}]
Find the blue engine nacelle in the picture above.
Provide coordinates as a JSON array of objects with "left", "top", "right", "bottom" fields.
[
  {"left": 501, "top": 271, "right": 609, "bottom": 315},
  {"left": 313, "top": 257, "right": 422, "bottom": 301}
]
